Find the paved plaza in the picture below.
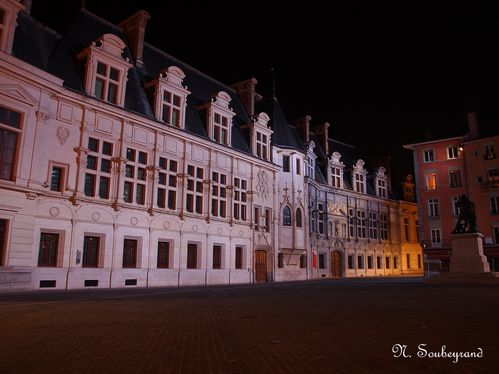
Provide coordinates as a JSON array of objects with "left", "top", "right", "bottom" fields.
[{"left": 0, "top": 277, "right": 498, "bottom": 373}]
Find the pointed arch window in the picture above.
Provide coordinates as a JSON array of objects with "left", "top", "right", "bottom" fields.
[
  {"left": 283, "top": 206, "right": 292, "bottom": 226},
  {"left": 296, "top": 208, "right": 303, "bottom": 228}
]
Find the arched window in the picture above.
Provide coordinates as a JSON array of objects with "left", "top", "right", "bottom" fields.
[
  {"left": 283, "top": 206, "right": 292, "bottom": 226},
  {"left": 296, "top": 208, "right": 303, "bottom": 227}
]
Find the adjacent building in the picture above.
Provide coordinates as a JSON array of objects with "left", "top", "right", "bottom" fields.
[
  {"left": 404, "top": 112, "right": 499, "bottom": 271},
  {"left": 0, "top": 1, "right": 422, "bottom": 291}
]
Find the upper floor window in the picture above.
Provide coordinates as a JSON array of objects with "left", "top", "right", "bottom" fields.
[
  {"left": 377, "top": 179, "right": 387, "bottom": 198},
  {"left": 380, "top": 213, "right": 389, "bottom": 240},
  {"left": 485, "top": 144, "right": 496, "bottom": 160},
  {"left": 123, "top": 147, "right": 148, "bottom": 205},
  {"left": 318, "top": 203, "right": 325, "bottom": 234},
  {"left": 449, "top": 169, "right": 462, "bottom": 188},
  {"left": 77, "top": 34, "right": 132, "bottom": 107},
  {"left": 447, "top": 146, "right": 459, "bottom": 159},
  {"left": 357, "top": 210, "right": 366, "bottom": 238},
  {"left": 404, "top": 218, "right": 410, "bottom": 241},
  {"left": 375, "top": 166, "right": 388, "bottom": 198},
  {"left": 84, "top": 137, "right": 113, "bottom": 200},
  {"left": 283, "top": 206, "right": 292, "bottom": 226},
  {"left": 329, "top": 152, "right": 344, "bottom": 188},
  {"left": 369, "top": 212, "right": 378, "bottom": 240},
  {"left": 186, "top": 165, "right": 204, "bottom": 214},
  {"left": 331, "top": 167, "right": 342, "bottom": 188},
  {"left": 146, "top": 66, "right": 190, "bottom": 129},
  {"left": 296, "top": 158, "right": 301, "bottom": 175},
  {"left": 487, "top": 169, "right": 499, "bottom": 181},
  {"left": 256, "top": 132, "right": 269, "bottom": 160},
  {"left": 211, "top": 172, "right": 227, "bottom": 218},
  {"left": 428, "top": 198, "right": 439, "bottom": 218},
  {"left": 233, "top": 177, "right": 247, "bottom": 221},
  {"left": 0, "top": 105, "right": 21, "bottom": 181},
  {"left": 199, "top": 91, "right": 234, "bottom": 146},
  {"left": 425, "top": 172, "right": 437, "bottom": 191},
  {"left": 249, "top": 113, "right": 272, "bottom": 161},
  {"left": 157, "top": 157, "right": 177, "bottom": 210},
  {"left": 431, "top": 229, "right": 441, "bottom": 244},
  {"left": 296, "top": 208, "right": 303, "bottom": 228},
  {"left": 452, "top": 196, "right": 461, "bottom": 216},
  {"left": 353, "top": 160, "right": 366, "bottom": 194},
  {"left": 490, "top": 196, "right": 499, "bottom": 215},
  {"left": 423, "top": 149, "right": 434, "bottom": 162},
  {"left": 283, "top": 155, "right": 290, "bottom": 172}
]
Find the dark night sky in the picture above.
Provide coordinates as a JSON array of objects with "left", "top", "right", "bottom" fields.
[{"left": 31, "top": 1, "right": 499, "bottom": 180}]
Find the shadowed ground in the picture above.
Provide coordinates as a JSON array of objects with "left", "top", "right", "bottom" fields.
[{"left": 0, "top": 277, "right": 498, "bottom": 373}]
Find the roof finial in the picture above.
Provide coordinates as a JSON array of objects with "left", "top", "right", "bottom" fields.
[{"left": 271, "top": 66, "right": 276, "bottom": 99}]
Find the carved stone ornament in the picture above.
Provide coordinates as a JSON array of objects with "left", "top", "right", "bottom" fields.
[
  {"left": 256, "top": 170, "right": 270, "bottom": 200},
  {"left": 56, "top": 126, "right": 70, "bottom": 145}
]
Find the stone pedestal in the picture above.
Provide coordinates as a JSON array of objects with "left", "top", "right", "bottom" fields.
[{"left": 450, "top": 232, "right": 490, "bottom": 273}]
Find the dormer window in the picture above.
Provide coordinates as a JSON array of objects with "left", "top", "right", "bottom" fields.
[
  {"left": 77, "top": 34, "right": 132, "bottom": 107},
  {"left": 328, "top": 152, "right": 344, "bottom": 188},
  {"left": 198, "top": 91, "right": 235, "bottom": 146},
  {"left": 375, "top": 167, "right": 388, "bottom": 198},
  {"left": 0, "top": 0, "right": 24, "bottom": 54},
  {"left": 306, "top": 141, "right": 317, "bottom": 179},
  {"left": 243, "top": 112, "right": 272, "bottom": 161},
  {"left": 353, "top": 159, "right": 367, "bottom": 194},
  {"left": 146, "top": 66, "right": 190, "bottom": 129}
]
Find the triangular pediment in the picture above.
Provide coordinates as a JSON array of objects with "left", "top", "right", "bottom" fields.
[{"left": 0, "top": 84, "right": 38, "bottom": 106}]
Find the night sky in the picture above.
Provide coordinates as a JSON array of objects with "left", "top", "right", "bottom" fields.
[{"left": 31, "top": 1, "right": 499, "bottom": 180}]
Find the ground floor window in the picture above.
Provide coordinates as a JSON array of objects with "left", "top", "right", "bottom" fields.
[
  {"left": 213, "top": 245, "right": 222, "bottom": 269},
  {"left": 157, "top": 241, "right": 170, "bottom": 269},
  {"left": 187, "top": 243, "right": 198, "bottom": 269},
  {"left": 357, "top": 255, "right": 364, "bottom": 269},
  {"left": 278, "top": 252, "right": 284, "bottom": 268},
  {"left": 385, "top": 256, "right": 391, "bottom": 269},
  {"left": 123, "top": 239, "right": 138, "bottom": 268},
  {"left": 38, "top": 232, "right": 59, "bottom": 267},
  {"left": 235, "top": 246, "right": 244, "bottom": 269},
  {"left": 367, "top": 255, "right": 373, "bottom": 269},
  {"left": 376, "top": 256, "right": 382, "bottom": 269},
  {"left": 83, "top": 235, "right": 100, "bottom": 268},
  {"left": 0, "top": 219, "right": 6, "bottom": 266},
  {"left": 406, "top": 253, "right": 411, "bottom": 269},
  {"left": 348, "top": 254, "right": 354, "bottom": 269},
  {"left": 418, "top": 254, "right": 422, "bottom": 269},
  {"left": 319, "top": 253, "right": 325, "bottom": 269},
  {"left": 300, "top": 254, "right": 306, "bottom": 268}
]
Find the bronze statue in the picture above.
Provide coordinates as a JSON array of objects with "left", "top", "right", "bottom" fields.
[{"left": 452, "top": 194, "right": 478, "bottom": 233}]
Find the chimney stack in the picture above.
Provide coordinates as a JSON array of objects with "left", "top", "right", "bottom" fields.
[
  {"left": 294, "top": 115, "right": 311, "bottom": 143},
  {"left": 231, "top": 78, "right": 258, "bottom": 116},
  {"left": 466, "top": 112, "right": 479, "bottom": 140},
  {"left": 315, "top": 122, "right": 330, "bottom": 155},
  {"left": 118, "top": 10, "right": 151, "bottom": 68}
]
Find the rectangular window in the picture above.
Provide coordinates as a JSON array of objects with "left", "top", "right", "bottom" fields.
[
  {"left": 161, "top": 90, "right": 182, "bottom": 127},
  {"left": 485, "top": 144, "right": 496, "bottom": 160},
  {"left": 369, "top": 212, "right": 378, "bottom": 240},
  {"left": 213, "top": 112, "right": 229, "bottom": 145},
  {"left": 404, "top": 218, "right": 410, "bottom": 241},
  {"left": 85, "top": 138, "right": 113, "bottom": 199},
  {"left": 357, "top": 210, "right": 366, "bottom": 238},
  {"left": 423, "top": 149, "right": 434, "bottom": 162},
  {"left": 123, "top": 147, "right": 147, "bottom": 205},
  {"left": 367, "top": 255, "right": 374, "bottom": 269},
  {"left": 82, "top": 236, "right": 100, "bottom": 268},
  {"left": 300, "top": 254, "right": 306, "bottom": 268},
  {"left": 256, "top": 132, "right": 268, "bottom": 160},
  {"left": 449, "top": 170, "right": 462, "bottom": 188},
  {"left": 211, "top": 172, "right": 227, "bottom": 218},
  {"left": 491, "top": 196, "right": 499, "bottom": 215},
  {"left": 0, "top": 219, "right": 6, "bottom": 266},
  {"left": 213, "top": 245, "right": 222, "bottom": 269},
  {"left": 385, "top": 256, "right": 391, "bottom": 269},
  {"left": 233, "top": 178, "right": 247, "bottom": 221},
  {"left": 425, "top": 172, "right": 437, "bottom": 191},
  {"left": 355, "top": 173, "right": 365, "bottom": 193},
  {"left": 377, "top": 178, "right": 387, "bottom": 198},
  {"left": 319, "top": 253, "right": 325, "bottom": 269},
  {"left": 431, "top": 229, "right": 441, "bottom": 244},
  {"left": 186, "top": 165, "right": 203, "bottom": 214},
  {"left": 50, "top": 166, "right": 64, "bottom": 192},
  {"left": 393, "top": 256, "right": 398, "bottom": 269},
  {"left": 296, "top": 158, "right": 301, "bottom": 175},
  {"left": 380, "top": 213, "right": 389, "bottom": 240},
  {"left": 348, "top": 208, "right": 355, "bottom": 238},
  {"left": 357, "top": 255, "right": 364, "bottom": 269},
  {"left": 282, "top": 155, "right": 290, "bottom": 172},
  {"left": 187, "top": 243, "right": 198, "bottom": 269},
  {"left": 418, "top": 254, "right": 422, "bottom": 269},
  {"left": 157, "top": 241, "right": 170, "bottom": 269},
  {"left": 123, "top": 239, "right": 138, "bottom": 268},
  {"left": 494, "top": 227, "right": 499, "bottom": 244},
  {"left": 265, "top": 208, "right": 272, "bottom": 232},
  {"left": 0, "top": 106, "right": 21, "bottom": 181},
  {"left": 38, "top": 233, "right": 59, "bottom": 267},
  {"left": 452, "top": 196, "right": 461, "bottom": 216},
  {"left": 347, "top": 255, "right": 354, "bottom": 269},
  {"left": 94, "top": 62, "right": 120, "bottom": 104},
  {"left": 235, "top": 246, "right": 243, "bottom": 269},
  {"left": 157, "top": 156, "right": 177, "bottom": 210},
  {"left": 447, "top": 146, "right": 459, "bottom": 159},
  {"left": 329, "top": 167, "right": 341, "bottom": 188},
  {"left": 254, "top": 206, "right": 261, "bottom": 228},
  {"left": 406, "top": 253, "right": 411, "bottom": 269},
  {"left": 428, "top": 199, "right": 439, "bottom": 218},
  {"left": 376, "top": 256, "right": 382, "bottom": 269},
  {"left": 318, "top": 203, "right": 324, "bottom": 234}
]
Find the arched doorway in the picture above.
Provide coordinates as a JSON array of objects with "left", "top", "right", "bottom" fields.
[
  {"left": 331, "top": 251, "right": 342, "bottom": 278},
  {"left": 255, "top": 250, "right": 268, "bottom": 283}
]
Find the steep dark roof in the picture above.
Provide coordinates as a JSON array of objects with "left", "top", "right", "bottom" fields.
[
  {"left": 12, "top": 9, "right": 251, "bottom": 154},
  {"left": 255, "top": 97, "right": 304, "bottom": 151}
]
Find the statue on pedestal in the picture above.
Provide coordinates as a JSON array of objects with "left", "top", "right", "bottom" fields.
[{"left": 452, "top": 194, "right": 478, "bottom": 234}]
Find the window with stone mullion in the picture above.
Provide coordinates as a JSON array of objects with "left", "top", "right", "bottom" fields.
[
  {"left": 157, "top": 156, "right": 177, "bottom": 210},
  {"left": 186, "top": 165, "right": 204, "bottom": 214},
  {"left": 211, "top": 171, "right": 227, "bottom": 218},
  {"left": 233, "top": 177, "right": 247, "bottom": 221},
  {"left": 124, "top": 147, "right": 148, "bottom": 205},
  {"left": 84, "top": 137, "right": 113, "bottom": 200}
]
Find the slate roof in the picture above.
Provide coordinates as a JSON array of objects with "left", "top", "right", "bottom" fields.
[{"left": 12, "top": 9, "right": 252, "bottom": 154}]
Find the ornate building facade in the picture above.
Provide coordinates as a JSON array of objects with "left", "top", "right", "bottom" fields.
[{"left": 0, "top": 1, "right": 422, "bottom": 291}]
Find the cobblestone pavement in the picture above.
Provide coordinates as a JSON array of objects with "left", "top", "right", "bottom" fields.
[{"left": 0, "top": 277, "right": 498, "bottom": 373}]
